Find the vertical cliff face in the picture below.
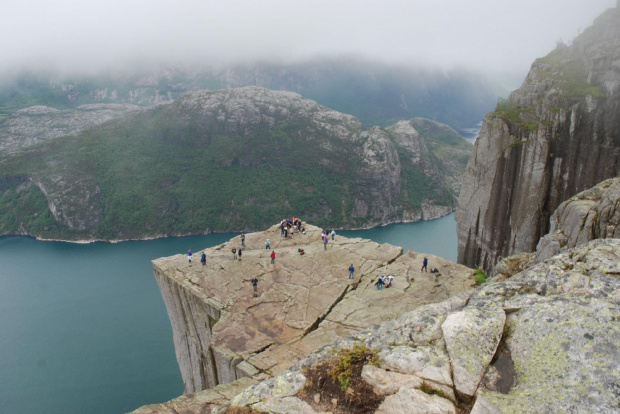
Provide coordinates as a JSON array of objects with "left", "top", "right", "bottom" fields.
[{"left": 457, "top": 6, "right": 620, "bottom": 271}]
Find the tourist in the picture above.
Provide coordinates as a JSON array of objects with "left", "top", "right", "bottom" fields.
[
  {"left": 271, "top": 250, "right": 276, "bottom": 264},
  {"left": 421, "top": 257, "right": 428, "bottom": 272},
  {"left": 200, "top": 252, "right": 206, "bottom": 266},
  {"left": 251, "top": 277, "right": 258, "bottom": 297},
  {"left": 323, "top": 237, "right": 328, "bottom": 250},
  {"left": 348, "top": 264, "right": 355, "bottom": 279},
  {"left": 241, "top": 233, "right": 245, "bottom": 247},
  {"left": 238, "top": 247, "right": 242, "bottom": 260},
  {"left": 386, "top": 275, "right": 394, "bottom": 288},
  {"left": 331, "top": 229, "right": 336, "bottom": 241},
  {"left": 187, "top": 249, "right": 192, "bottom": 263},
  {"left": 232, "top": 247, "right": 237, "bottom": 260},
  {"left": 265, "top": 239, "right": 271, "bottom": 249},
  {"left": 284, "top": 227, "right": 288, "bottom": 238},
  {"left": 375, "top": 275, "right": 385, "bottom": 290},
  {"left": 280, "top": 221, "right": 285, "bottom": 236},
  {"left": 431, "top": 268, "right": 439, "bottom": 274},
  {"left": 290, "top": 226, "right": 294, "bottom": 238}
]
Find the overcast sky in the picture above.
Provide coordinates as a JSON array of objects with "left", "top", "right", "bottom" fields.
[{"left": 1, "top": 0, "right": 616, "bottom": 76}]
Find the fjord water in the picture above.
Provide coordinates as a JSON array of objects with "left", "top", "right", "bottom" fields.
[{"left": 0, "top": 213, "right": 457, "bottom": 413}]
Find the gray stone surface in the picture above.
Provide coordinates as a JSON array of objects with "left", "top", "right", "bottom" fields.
[
  {"left": 374, "top": 388, "right": 456, "bottom": 414},
  {"left": 536, "top": 177, "right": 620, "bottom": 262},
  {"left": 442, "top": 306, "right": 505, "bottom": 398},
  {"left": 205, "top": 239, "right": 620, "bottom": 414}
]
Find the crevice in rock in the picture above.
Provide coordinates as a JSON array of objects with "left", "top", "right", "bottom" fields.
[
  {"left": 483, "top": 317, "right": 517, "bottom": 395},
  {"left": 302, "top": 285, "right": 351, "bottom": 337}
]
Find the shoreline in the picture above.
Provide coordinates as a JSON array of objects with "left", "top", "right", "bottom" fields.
[{"left": 3, "top": 210, "right": 455, "bottom": 244}]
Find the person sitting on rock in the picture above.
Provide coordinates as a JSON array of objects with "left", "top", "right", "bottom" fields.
[{"left": 430, "top": 267, "right": 439, "bottom": 274}]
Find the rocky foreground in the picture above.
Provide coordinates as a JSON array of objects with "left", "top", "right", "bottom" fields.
[
  {"left": 134, "top": 229, "right": 619, "bottom": 413},
  {"left": 134, "top": 224, "right": 476, "bottom": 412}
]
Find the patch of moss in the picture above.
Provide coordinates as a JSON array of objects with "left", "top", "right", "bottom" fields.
[{"left": 474, "top": 269, "right": 488, "bottom": 285}]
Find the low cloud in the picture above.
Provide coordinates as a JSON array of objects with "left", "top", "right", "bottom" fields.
[{"left": 1, "top": 0, "right": 615, "bottom": 76}]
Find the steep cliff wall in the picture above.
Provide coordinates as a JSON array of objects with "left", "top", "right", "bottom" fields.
[
  {"left": 457, "top": 6, "right": 620, "bottom": 271},
  {"left": 152, "top": 224, "right": 475, "bottom": 395}
]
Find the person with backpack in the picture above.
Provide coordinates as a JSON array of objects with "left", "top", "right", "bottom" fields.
[
  {"left": 375, "top": 275, "right": 385, "bottom": 290},
  {"left": 200, "top": 252, "right": 206, "bottom": 266},
  {"left": 265, "top": 239, "right": 271, "bottom": 249},
  {"left": 250, "top": 278, "right": 258, "bottom": 297}
]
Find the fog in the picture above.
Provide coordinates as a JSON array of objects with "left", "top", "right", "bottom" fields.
[{"left": 2, "top": 0, "right": 616, "bottom": 76}]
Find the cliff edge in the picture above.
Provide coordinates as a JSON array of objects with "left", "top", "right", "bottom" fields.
[
  {"left": 135, "top": 238, "right": 620, "bottom": 414},
  {"left": 456, "top": 5, "right": 620, "bottom": 272},
  {"left": 150, "top": 223, "right": 475, "bottom": 398}
]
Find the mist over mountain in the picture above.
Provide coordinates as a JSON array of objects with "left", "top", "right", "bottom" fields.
[{"left": 0, "top": 57, "right": 510, "bottom": 131}]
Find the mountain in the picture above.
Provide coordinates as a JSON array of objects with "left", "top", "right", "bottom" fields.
[
  {"left": 0, "top": 58, "right": 507, "bottom": 131},
  {"left": 0, "top": 87, "right": 472, "bottom": 240},
  {"left": 456, "top": 5, "right": 620, "bottom": 271}
]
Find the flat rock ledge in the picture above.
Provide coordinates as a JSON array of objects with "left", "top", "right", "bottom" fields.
[
  {"left": 133, "top": 223, "right": 475, "bottom": 412},
  {"left": 135, "top": 238, "right": 620, "bottom": 413}
]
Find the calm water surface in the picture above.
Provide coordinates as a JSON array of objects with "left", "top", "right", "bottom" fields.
[{"left": 0, "top": 213, "right": 456, "bottom": 413}]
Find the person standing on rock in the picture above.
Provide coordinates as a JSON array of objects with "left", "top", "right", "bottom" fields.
[
  {"left": 241, "top": 233, "right": 245, "bottom": 247},
  {"left": 421, "top": 257, "right": 428, "bottom": 272},
  {"left": 200, "top": 252, "right": 206, "bottom": 266},
  {"left": 375, "top": 275, "right": 384, "bottom": 290},
  {"left": 187, "top": 249, "right": 192, "bottom": 263},
  {"left": 238, "top": 246, "right": 242, "bottom": 261},
  {"left": 348, "top": 264, "right": 355, "bottom": 279},
  {"left": 323, "top": 237, "right": 328, "bottom": 250},
  {"left": 284, "top": 227, "right": 288, "bottom": 238},
  {"left": 270, "top": 250, "right": 276, "bottom": 264},
  {"left": 250, "top": 277, "right": 258, "bottom": 297},
  {"left": 331, "top": 230, "right": 336, "bottom": 241},
  {"left": 265, "top": 239, "right": 271, "bottom": 249},
  {"left": 232, "top": 247, "right": 237, "bottom": 260}
]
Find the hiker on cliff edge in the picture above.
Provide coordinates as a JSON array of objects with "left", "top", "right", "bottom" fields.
[{"left": 187, "top": 249, "right": 192, "bottom": 263}]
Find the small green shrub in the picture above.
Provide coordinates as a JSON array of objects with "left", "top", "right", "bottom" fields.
[
  {"left": 419, "top": 382, "right": 448, "bottom": 399},
  {"left": 474, "top": 269, "right": 488, "bottom": 285},
  {"left": 329, "top": 343, "right": 379, "bottom": 391}
]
